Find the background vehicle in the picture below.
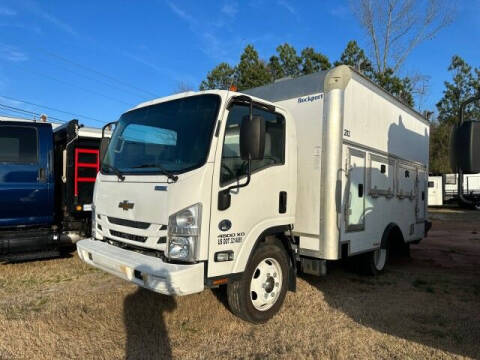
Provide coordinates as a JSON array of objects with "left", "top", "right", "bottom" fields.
[
  {"left": 443, "top": 173, "right": 480, "bottom": 207},
  {"left": 450, "top": 93, "right": 480, "bottom": 210},
  {"left": 78, "top": 66, "right": 430, "bottom": 323},
  {"left": 0, "top": 117, "right": 101, "bottom": 260},
  {"left": 428, "top": 176, "right": 444, "bottom": 206}
]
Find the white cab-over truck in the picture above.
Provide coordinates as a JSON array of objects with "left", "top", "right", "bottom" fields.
[{"left": 77, "top": 65, "right": 430, "bottom": 323}]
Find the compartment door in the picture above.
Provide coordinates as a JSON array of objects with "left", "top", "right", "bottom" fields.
[
  {"left": 345, "top": 149, "right": 366, "bottom": 232},
  {"left": 416, "top": 169, "right": 426, "bottom": 221}
]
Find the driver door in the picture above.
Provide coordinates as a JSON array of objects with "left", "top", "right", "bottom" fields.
[{"left": 208, "top": 102, "right": 290, "bottom": 278}]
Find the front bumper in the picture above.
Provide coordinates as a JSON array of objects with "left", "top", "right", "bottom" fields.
[{"left": 77, "top": 239, "right": 204, "bottom": 296}]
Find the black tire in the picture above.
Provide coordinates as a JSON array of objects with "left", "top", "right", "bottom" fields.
[
  {"left": 227, "top": 241, "right": 289, "bottom": 324},
  {"left": 359, "top": 235, "right": 390, "bottom": 276}
]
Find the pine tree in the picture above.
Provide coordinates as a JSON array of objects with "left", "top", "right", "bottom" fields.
[
  {"left": 236, "top": 45, "right": 272, "bottom": 90},
  {"left": 430, "top": 56, "right": 480, "bottom": 174},
  {"left": 199, "top": 63, "right": 235, "bottom": 90},
  {"left": 300, "top": 47, "right": 331, "bottom": 74}
]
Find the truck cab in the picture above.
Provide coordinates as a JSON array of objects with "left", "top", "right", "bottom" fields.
[
  {"left": 0, "top": 117, "right": 101, "bottom": 259},
  {"left": 78, "top": 91, "right": 297, "bottom": 322}
]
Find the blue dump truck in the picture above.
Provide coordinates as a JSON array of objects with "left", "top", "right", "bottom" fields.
[{"left": 0, "top": 118, "right": 101, "bottom": 261}]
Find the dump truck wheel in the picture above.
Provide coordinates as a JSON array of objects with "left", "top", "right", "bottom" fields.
[{"left": 227, "top": 242, "right": 289, "bottom": 324}]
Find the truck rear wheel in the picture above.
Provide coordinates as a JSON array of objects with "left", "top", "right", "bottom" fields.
[
  {"left": 227, "top": 242, "right": 289, "bottom": 324},
  {"left": 360, "top": 246, "right": 388, "bottom": 275}
]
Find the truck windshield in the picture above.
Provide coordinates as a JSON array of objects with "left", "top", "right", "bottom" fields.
[{"left": 103, "top": 94, "right": 221, "bottom": 175}]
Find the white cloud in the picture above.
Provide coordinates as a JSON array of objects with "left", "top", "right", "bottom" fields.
[
  {"left": 0, "top": 6, "right": 16, "bottom": 16},
  {"left": 21, "top": 0, "right": 78, "bottom": 37},
  {"left": 330, "top": 5, "right": 349, "bottom": 19},
  {"left": 277, "top": 0, "right": 296, "bottom": 16},
  {"left": 221, "top": 2, "right": 238, "bottom": 17},
  {"left": 123, "top": 50, "right": 198, "bottom": 85},
  {"left": 0, "top": 22, "right": 42, "bottom": 34},
  {"left": 166, "top": 1, "right": 197, "bottom": 26},
  {"left": 0, "top": 44, "right": 28, "bottom": 62}
]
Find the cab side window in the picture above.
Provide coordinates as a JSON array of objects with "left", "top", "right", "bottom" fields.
[
  {"left": 0, "top": 126, "right": 37, "bottom": 163},
  {"left": 220, "top": 104, "right": 285, "bottom": 185}
]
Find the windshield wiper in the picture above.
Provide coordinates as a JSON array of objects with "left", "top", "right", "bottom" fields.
[
  {"left": 132, "top": 164, "right": 179, "bottom": 182},
  {"left": 102, "top": 163, "right": 125, "bottom": 181}
]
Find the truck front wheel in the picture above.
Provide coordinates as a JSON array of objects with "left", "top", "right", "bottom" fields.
[{"left": 227, "top": 242, "right": 289, "bottom": 323}]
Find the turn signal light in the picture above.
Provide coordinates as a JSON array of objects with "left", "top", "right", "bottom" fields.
[
  {"left": 212, "top": 278, "right": 228, "bottom": 285},
  {"left": 214, "top": 251, "right": 234, "bottom": 262}
]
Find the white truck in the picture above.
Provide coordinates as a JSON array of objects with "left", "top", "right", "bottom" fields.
[
  {"left": 77, "top": 65, "right": 430, "bottom": 323},
  {"left": 444, "top": 173, "right": 480, "bottom": 207},
  {"left": 428, "top": 176, "right": 444, "bottom": 206}
]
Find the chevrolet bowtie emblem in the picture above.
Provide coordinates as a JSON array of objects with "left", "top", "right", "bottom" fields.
[{"left": 118, "top": 200, "right": 134, "bottom": 211}]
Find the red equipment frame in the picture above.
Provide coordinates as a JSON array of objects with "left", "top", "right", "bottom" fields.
[{"left": 74, "top": 148, "right": 100, "bottom": 197}]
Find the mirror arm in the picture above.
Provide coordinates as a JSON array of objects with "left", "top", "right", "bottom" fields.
[
  {"left": 457, "top": 169, "right": 473, "bottom": 206},
  {"left": 225, "top": 159, "right": 251, "bottom": 194},
  {"left": 102, "top": 121, "right": 117, "bottom": 137}
]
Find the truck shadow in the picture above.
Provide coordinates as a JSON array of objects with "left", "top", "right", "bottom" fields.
[
  {"left": 300, "top": 257, "right": 480, "bottom": 359},
  {"left": 123, "top": 285, "right": 176, "bottom": 359}
]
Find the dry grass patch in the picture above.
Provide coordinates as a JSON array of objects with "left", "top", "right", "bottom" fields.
[{"left": 0, "top": 208, "right": 479, "bottom": 359}]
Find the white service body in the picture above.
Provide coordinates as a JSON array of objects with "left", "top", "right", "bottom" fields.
[{"left": 77, "top": 66, "right": 429, "bottom": 298}]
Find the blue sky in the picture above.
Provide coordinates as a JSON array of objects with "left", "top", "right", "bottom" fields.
[{"left": 0, "top": 0, "right": 478, "bottom": 127}]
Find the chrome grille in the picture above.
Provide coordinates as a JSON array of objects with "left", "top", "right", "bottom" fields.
[
  {"left": 108, "top": 217, "right": 150, "bottom": 229},
  {"left": 109, "top": 230, "right": 147, "bottom": 243}
]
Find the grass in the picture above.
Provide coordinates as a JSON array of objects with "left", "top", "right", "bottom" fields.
[{"left": 0, "top": 209, "right": 479, "bottom": 359}]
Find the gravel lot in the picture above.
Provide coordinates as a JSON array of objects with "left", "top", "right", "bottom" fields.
[{"left": 0, "top": 207, "right": 479, "bottom": 359}]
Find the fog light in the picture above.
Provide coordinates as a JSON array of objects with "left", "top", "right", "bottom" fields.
[
  {"left": 215, "top": 251, "right": 234, "bottom": 262},
  {"left": 168, "top": 236, "right": 194, "bottom": 261}
]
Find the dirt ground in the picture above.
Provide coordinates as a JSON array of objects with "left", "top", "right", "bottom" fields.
[{"left": 0, "top": 208, "right": 479, "bottom": 360}]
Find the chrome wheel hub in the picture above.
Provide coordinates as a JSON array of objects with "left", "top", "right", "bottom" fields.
[{"left": 250, "top": 257, "right": 282, "bottom": 311}]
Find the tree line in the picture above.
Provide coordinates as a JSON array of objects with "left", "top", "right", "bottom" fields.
[
  {"left": 198, "top": 41, "right": 479, "bottom": 175},
  {"left": 195, "top": 0, "right": 477, "bottom": 175},
  {"left": 199, "top": 41, "right": 414, "bottom": 106}
]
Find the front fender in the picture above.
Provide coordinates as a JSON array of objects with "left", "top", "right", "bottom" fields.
[{"left": 231, "top": 216, "right": 295, "bottom": 274}]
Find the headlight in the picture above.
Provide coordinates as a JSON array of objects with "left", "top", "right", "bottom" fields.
[
  {"left": 167, "top": 203, "right": 201, "bottom": 262},
  {"left": 168, "top": 236, "right": 195, "bottom": 260}
]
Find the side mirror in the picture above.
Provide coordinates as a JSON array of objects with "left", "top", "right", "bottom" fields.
[
  {"left": 100, "top": 121, "right": 116, "bottom": 164},
  {"left": 240, "top": 115, "right": 265, "bottom": 161},
  {"left": 450, "top": 120, "right": 480, "bottom": 173}
]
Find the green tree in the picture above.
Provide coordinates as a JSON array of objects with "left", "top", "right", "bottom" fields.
[
  {"left": 199, "top": 62, "right": 236, "bottom": 90},
  {"left": 373, "top": 68, "right": 414, "bottom": 106},
  {"left": 335, "top": 41, "right": 414, "bottom": 106},
  {"left": 273, "top": 43, "right": 301, "bottom": 78},
  {"left": 300, "top": 47, "right": 331, "bottom": 74},
  {"left": 429, "top": 121, "right": 452, "bottom": 174},
  {"left": 268, "top": 55, "right": 285, "bottom": 80},
  {"left": 437, "top": 56, "right": 480, "bottom": 125},
  {"left": 268, "top": 43, "right": 330, "bottom": 79},
  {"left": 430, "top": 55, "right": 480, "bottom": 174},
  {"left": 236, "top": 45, "right": 272, "bottom": 90},
  {"left": 334, "top": 40, "right": 373, "bottom": 75}
]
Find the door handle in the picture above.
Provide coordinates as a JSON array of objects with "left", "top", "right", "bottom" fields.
[
  {"left": 38, "top": 168, "right": 47, "bottom": 182},
  {"left": 358, "top": 184, "right": 364, "bottom": 198},
  {"left": 279, "top": 191, "right": 287, "bottom": 213}
]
